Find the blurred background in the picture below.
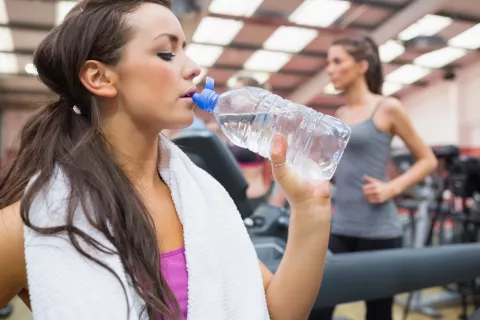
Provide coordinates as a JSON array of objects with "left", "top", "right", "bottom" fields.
[
  {"left": 1, "top": 0, "right": 480, "bottom": 320},
  {"left": 1, "top": 0, "right": 480, "bottom": 165}
]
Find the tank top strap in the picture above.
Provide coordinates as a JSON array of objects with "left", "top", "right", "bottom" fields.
[{"left": 370, "top": 98, "right": 386, "bottom": 120}]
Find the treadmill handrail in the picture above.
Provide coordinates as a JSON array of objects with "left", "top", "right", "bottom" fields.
[{"left": 259, "top": 243, "right": 480, "bottom": 308}]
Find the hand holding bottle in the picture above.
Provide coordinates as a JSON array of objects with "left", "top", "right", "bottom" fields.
[{"left": 270, "top": 133, "right": 331, "bottom": 229}]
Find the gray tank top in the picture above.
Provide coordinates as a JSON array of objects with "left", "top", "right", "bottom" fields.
[{"left": 332, "top": 101, "right": 402, "bottom": 239}]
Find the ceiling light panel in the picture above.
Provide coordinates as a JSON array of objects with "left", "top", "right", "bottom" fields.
[
  {"left": 398, "top": 14, "right": 452, "bottom": 41},
  {"left": 448, "top": 24, "right": 480, "bottom": 50},
  {"left": 0, "top": 26, "right": 14, "bottom": 51},
  {"left": 386, "top": 64, "right": 431, "bottom": 85},
  {"left": 0, "top": 0, "right": 8, "bottom": 24},
  {"left": 25, "top": 63, "right": 38, "bottom": 76},
  {"left": 379, "top": 40, "right": 405, "bottom": 63},
  {"left": 263, "top": 26, "right": 318, "bottom": 53},
  {"left": 289, "top": 0, "right": 351, "bottom": 27},
  {"left": 55, "top": 1, "right": 77, "bottom": 25},
  {"left": 208, "top": 0, "right": 263, "bottom": 17},
  {"left": 382, "top": 82, "right": 403, "bottom": 96},
  {"left": 0, "top": 52, "right": 18, "bottom": 74},
  {"left": 243, "top": 50, "right": 292, "bottom": 72},
  {"left": 185, "top": 44, "right": 224, "bottom": 67},
  {"left": 414, "top": 47, "right": 467, "bottom": 68},
  {"left": 193, "top": 17, "right": 244, "bottom": 46}
]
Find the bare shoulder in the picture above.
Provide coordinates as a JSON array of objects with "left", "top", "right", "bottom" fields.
[
  {"left": 0, "top": 201, "right": 23, "bottom": 247},
  {"left": 379, "top": 96, "right": 406, "bottom": 116},
  {"left": 0, "top": 201, "right": 28, "bottom": 307}
]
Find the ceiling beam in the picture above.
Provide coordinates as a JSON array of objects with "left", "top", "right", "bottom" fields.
[
  {"left": 347, "top": 0, "right": 408, "bottom": 10},
  {"left": 288, "top": 0, "right": 450, "bottom": 104},
  {"left": 209, "top": 12, "right": 374, "bottom": 34},
  {"left": 213, "top": 63, "right": 314, "bottom": 77},
  {"left": 436, "top": 10, "right": 480, "bottom": 24},
  {"left": 0, "top": 44, "right": 466, "bottom": 70}
]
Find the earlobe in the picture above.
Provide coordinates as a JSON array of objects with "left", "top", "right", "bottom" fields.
[
  {"left": 361, "top": 60, "right": 369, "bottom": 74},
  {"left": 79, "top": 60, "right": 117, "bottom": 98}
]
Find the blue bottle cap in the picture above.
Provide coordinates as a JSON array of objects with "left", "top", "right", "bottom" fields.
[{"left": 192, "top": 77, "right": 219, "bottom": 113}]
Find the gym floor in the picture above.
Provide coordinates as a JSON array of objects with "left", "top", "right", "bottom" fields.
[{"left": 5, "top": 288, "right": 473, "bottom": 320}]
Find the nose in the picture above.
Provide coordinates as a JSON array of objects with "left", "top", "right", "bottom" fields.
[
  {"left": 326, "top": 63, "right": 334, "bottom": 77},
  {"left": 184, "top": 56, "right": 201, "bottom": 81}
]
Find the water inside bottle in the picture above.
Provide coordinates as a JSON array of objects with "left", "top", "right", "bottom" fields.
[
  {"left": 218, "top": 112, "right": 273, "bottom": 155},
  {"left": 218, "top": 111, "right": 346, "bottom": 180}
]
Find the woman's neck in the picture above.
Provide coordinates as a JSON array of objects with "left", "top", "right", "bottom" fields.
[
  {"left": 344, "top": 79, "right": 374, "bottom": 108},
  {"left": 102, "top": 117, "right": 161, "bottom": 189}
]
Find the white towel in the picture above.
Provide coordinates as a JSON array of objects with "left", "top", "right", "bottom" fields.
[{"left": 24, "top": 134, "right": 270, "bottom": 320}]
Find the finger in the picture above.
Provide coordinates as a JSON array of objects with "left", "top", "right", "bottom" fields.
[
  {"left": 364, "top": 175, "right": 380, "bottom": 183},
  {"left": 270, "top": 133, "right": 288, "bottom": 175},
  {"left": 363, "top": 184, "right": 377, "bottom": 192},
  {"left": 366, "top": 195, "right": 380, "bottom": 203},
  {"left": 363, "top": 185, "right": 381, "bottom": 195}
]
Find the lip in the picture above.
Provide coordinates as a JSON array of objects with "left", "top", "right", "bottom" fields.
[{"left": 180, "top": 87, "right": 196, "bottom": 99}]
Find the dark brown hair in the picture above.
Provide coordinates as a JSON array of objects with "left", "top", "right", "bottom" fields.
[
  {"left": 0, "top": 0, "right": 179, "bottom": 318},
  {"left": 235, "top": 75, "right": 271, "bottom": 90},
  {"left": 332, "top": 34, "right": 384, "bottom": 94}
]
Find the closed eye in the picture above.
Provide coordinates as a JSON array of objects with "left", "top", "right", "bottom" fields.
[{"left": 157, "top": 52, "right": 176, "bottom": 61}]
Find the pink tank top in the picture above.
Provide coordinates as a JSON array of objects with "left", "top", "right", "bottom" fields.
[{"left": 158, "top": 247, "right": 188, "bottom": 319}]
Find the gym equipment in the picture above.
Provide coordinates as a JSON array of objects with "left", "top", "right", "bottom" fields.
[
  {"left": 469, "top": 307, "right": 480, "bottom": 320},
  {"left": 425, "top": 145, "right": 480, "bottom": 319},
  {"left": 428, "top": 145, "right": 480, "bottom": 246},
  {"left": 391, "top": 148, "right": 456, "bottom": 319},
  {"left": 314, "top": 243, "right": 480, "bottom": 309},
  {"left": 392, "top": 146, "right": 480, "bottom": 319},
  {"left": 245, "top": 203, "right": 290, "bottom": 242},
  {"left": 171, "top": 131, "right": 480, "bottom": 319},
  {"left": 0, "top": 304, "right": 12, "bottom": 318},
  {"left": 170, "top": 130, "right": 254, "bottom": 220}
]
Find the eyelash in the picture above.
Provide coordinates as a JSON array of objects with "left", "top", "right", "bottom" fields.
[{"left": 157, "top": 52, "right": 176, "bottom": 61}]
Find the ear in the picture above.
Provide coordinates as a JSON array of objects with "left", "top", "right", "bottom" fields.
[
  {"left": 359, "top": 60, "right": 369, "bottom": 75},
  {"left": 79, "top": 60, "right": 117, "bottom": 99}
]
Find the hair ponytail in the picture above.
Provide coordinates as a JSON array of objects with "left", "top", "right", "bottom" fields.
[{"left": 363, "top": 36, "right": 383, "bottom": 94}]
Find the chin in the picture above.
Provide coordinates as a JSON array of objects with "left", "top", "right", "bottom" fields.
[
  {"left": 332, "top": 82, "right": 345, "bottom": 91},
  {"left": 171, "top": 113, "right": 196, "bottom": 130}
]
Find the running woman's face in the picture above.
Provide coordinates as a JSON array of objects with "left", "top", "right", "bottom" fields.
[{"left": 326, "top": 44, "right": 367, "bottom": 92}]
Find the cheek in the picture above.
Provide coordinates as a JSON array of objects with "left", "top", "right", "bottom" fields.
[
  {"left": 338, "top": 64, "right": 358, "bottom": 82},
  {"left": 120, "top": 57, "right": 179, "bottom": 106}
]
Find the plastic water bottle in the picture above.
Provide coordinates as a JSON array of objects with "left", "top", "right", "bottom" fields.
[{"left": 192, "top": 77, "right": 351, "bottom": 180}]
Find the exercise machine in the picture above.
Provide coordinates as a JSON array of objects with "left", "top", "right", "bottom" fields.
[
  {"left": 391, "top": 148, "right": 457, "bottom": 319},
  {"left": 170, "top": 130, "right": 254, "bottom": 220}
]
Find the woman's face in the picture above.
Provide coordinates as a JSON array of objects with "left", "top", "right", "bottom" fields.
[
  {"left": 326, "top": 45, "right": 365, "bottom": 92},
  {"left": 100, "top": 3, "right": 201, "bottom": 132}
]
